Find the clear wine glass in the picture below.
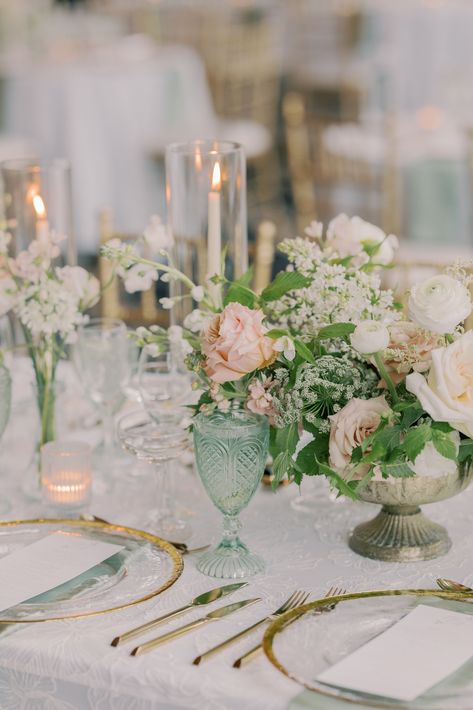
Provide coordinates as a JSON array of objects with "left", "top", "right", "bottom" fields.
[
  {"left": 138, "top": 344, "right": 192, "bottom": 425},
  {"left": 75, "top": 318, "right": 129, "bottom": 467},
  {"left": 118, "top": 409, "right": 191, "bottom": 540}
]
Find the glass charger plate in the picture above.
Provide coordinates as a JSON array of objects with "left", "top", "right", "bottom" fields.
[
  {"left": 263, "top": 589, "right": 473, "bottom": 710},
  {"left": 0, "top": 518, "right": 183, "bottom": 623}
]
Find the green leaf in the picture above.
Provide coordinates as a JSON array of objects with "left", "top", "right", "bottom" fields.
[
  {"left": 234, "top": 266, "right": 254, "bottom": 287},
  {"left": 295, "top": 434, "right": 329, "bottom": 474},
  {"left": 224, "top": 283, "right": 257, "bottom": 308},
  {"left": 294, "top": 339, "right": 316, "bottom": 364},
  {"left": 260, "top": 271, "right": 311, "bottom": 302},
  {"left": 379, "top": 461, "right": 416, "bottom": 478},
  {"left": 361, "top": 239, "right": 382, "bottom": 257},
  {"left": 404, "top": 424, "right": 432, "bottom": 462},
  {"left": 315, "top": 459, "right": 359, "bottom": 500},
  {"left": 373, "top": 425, "right": 402, "bottom": 453},
  {"left": 317, "top": 323, "right": 356, "bottom": 340},
  {"left": 459, "top": 439, "right": 473, "bottom": 463},
  {"left": 431, "top": 429, "right": 457, "bottom": 461},
  {"left": 401, "top": 404, "right": 425, "bottom": 429},
  {"left": 271, "top": 451, "right": 293, "bottom": 487},
  {"left": 431, "top": 421, "right": 454, "bottom": 433},
  {"left": 266, "top": 328, "right": 289, "bottom": 339}
]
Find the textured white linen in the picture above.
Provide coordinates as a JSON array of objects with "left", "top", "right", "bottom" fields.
[{"left": 1, "top": 360, "right": 473, "bottom": 709}]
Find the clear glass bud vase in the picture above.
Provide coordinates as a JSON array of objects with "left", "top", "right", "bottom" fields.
[{"left": 193, "top": 410, "right": 269, "bottom": 578}]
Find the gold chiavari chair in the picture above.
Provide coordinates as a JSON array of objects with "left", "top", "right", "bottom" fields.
[
  {"left": 252, "top": 221, "right": 277, "bottom": 294},
  {"left": 283, "top": 91, "right": 402, "bottom": 236},
  {"left": 98, "top": 208, "right": 168, "bottom": 327}
]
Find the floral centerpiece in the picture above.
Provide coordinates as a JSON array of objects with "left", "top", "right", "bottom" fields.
[
  {"left": 0, "top": 228, "right": 99, "bottom": 476},
  {"left": 103, "top": 213, "right": 473, "bottom": 561}
]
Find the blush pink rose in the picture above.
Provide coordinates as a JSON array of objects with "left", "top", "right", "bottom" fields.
[
  {"left": 202, "top": 303, "right": 276, "bottom": 384},
  {"left": 379, "top": 321, "right": 443, "bottom": 384}
]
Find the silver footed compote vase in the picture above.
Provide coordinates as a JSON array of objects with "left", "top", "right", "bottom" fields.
[
  {"left": 349, "top": 462, "right": 473, "bottom": 561},
  {"left": 193, "top": 410, "right": 269, "bottom": 579}
]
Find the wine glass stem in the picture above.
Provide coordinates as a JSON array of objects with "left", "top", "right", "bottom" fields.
[
  {"left": 221, "top": 514, "right": 242, "bottom": 550},
  {"left": 102, "top": 405, "right": 115, "bottom": 453},
  {"left": 155, "top": 461, "right": 175, "bottom": 524}
]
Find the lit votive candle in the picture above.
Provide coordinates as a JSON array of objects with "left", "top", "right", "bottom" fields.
[{"left": 41, "top": 441, "right": 92, "bottom": 511}]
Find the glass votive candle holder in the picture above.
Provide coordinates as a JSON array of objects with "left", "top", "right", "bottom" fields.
[{"left": 41, "top": 441, "right": 92, "bottom": 512}]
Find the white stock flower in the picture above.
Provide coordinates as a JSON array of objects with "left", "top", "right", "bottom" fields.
[
  {"left": 191, "top": 285, "right": 205, "bottom": 302},
  {"left": 159, "top": 297, "right": 174, "bottom": 309},
  {"left": 351, "top": 321, "right": 390, "bottom": 355},
  {"left": 143, "top": 215, "right": 173, "bottom": 252},
  {"left": 168, "top": 325, "right": 183, "bottom": 342},
  {"left": 123, "top": 263, "right": 157, "bottom": 293},
  {"left": 56, "top": 266, "right": 100, "bottom": 307},
  {"left": 304, "top": 221, "right": 323, "bottom": 239},
  {"left": 406, "top": 331, "right": 473, "bottom": 437},
  {"left": 273, "top": 335, "right": 296, "bottom": 361},
  {"left": 0, "top": 276, "right": 16, "bottom": 316},
  {"left": 408, "top": 274, "right": 472, "bottom": 334},
  {"left": 183, "top": 309, "right": 206, "bottom": 333}
]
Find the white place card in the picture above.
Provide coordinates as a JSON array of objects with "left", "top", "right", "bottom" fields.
[
  {"left": 0, "top": 531, "right": 123, "bottom": 613},
  {"left": 317, "top": 604, "right": 473, "bottom": 702}
]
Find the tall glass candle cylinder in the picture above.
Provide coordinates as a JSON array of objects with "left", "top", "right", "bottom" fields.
[
  {"left": 165, "top": 140, "right": 247, "bottom": 321},
  {"left": 0, "top": 158, "right": 76, "bottom": 264}
]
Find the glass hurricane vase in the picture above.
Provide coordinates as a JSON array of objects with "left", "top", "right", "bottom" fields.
[{"left": 193, "top": 410, "right": 269, "bottom": 579}]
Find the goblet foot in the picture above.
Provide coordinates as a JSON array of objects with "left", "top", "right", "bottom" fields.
[
  {"left": 197, "top": 540, "right": 265, "bottom": 579},
  {"left": 349, "top": 504, "right": 451, "bottom": 562}
]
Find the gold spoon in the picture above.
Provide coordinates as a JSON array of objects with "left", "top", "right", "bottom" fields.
[
  {"left": 78, "top": 514, "right": 209, "bottom": 555},
  {"left": 436, "top": 578, "right": 473, "bottom": 593}
]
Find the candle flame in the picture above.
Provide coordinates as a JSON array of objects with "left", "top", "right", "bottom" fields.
[
  {"left": 33, "top": 194, "right": 46, "bottom": 218},
  {"left": 211, "top": 162, "right": 221, "bottom": 191}
]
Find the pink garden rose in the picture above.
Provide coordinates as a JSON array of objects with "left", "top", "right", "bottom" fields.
[
  {"left": 379, "top": 321, "right": 442, "bottom": 384},
  {"left": 328, "top": 396, "right": 390, "bottom": 475},
  {"left": 202, "top": 303, "right": 276, "bottom": 384}
]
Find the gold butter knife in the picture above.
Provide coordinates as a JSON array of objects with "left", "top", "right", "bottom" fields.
[
  {"left": 112, "top": 582, "right": 248, "bottom": 646},
  {"left": 131, "top": 597, "right": 261, "bottom": 657}
]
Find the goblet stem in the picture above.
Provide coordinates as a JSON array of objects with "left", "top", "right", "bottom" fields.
[
  {"left": 101, "top": 405, "right": 115, "bottom": 454},
  {"left": 155, "top": 460, "right": 175, "bottom": 524},
  {"left": 221, "top": 514, "right": 243, "bottom": 550}
]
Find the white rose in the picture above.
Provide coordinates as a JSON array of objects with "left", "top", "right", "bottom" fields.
[
  {"left": 123, "top": 263, "right": 157, "bottom": 293},
  {"left": 411, "top": 433, "right": 459, "bottom": 478},
  {"left": 143, "top": 215, "right": 173, "bottom": 252},
  {"left": 326, "top": 214, "right": 398, "bottom": 265},
  {"left": 273, "top": 335, "right": 296, "bottom": 361},
  {"left": 350, "top": 320, "right": 390, "bottom": 355},
  {"left": 329, "top": 396, "right": 390, "bottom": 474},
  {"left": 408, "top": 274, "right": 471, "bottom": 334},
  {"left": 406, "top": 331, "right": 473, "bottom": 437}
]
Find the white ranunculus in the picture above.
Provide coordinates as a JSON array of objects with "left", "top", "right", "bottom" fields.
[
  {"left": 350, "top": 320, "right": 390, "bottom": 355},
  {"left": 143, "top": 215, "right": 173, "bottom": 252},
  {"left": 326, "top": 214, "right": 398, "bottom": 265},
  {"left": 273, "top": 335, "right": 296, "bottom": 361},
  {"left": 408, "top": 274, "right": 471, "bottom": 334},
  {"left": 123, "top": 263, "right": 157, "bottom": 293},
  {"left": 411, "top": 433, "right": 459, "bottom": 478},
  {"left": 406, "top": 331, "right": 473, "bottom": 437},
  {"left": 329, "top": 395, "right": 391, "bottom": 474}
]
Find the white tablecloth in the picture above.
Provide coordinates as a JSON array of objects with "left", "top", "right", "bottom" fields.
[
  {"left": 1, "top": 38, "right": 217, "bottom": 253},
  {"left": 2, "top": 360, "right": 473, "bottom": 709}
]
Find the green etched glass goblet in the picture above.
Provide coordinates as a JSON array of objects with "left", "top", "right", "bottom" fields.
[{"left": 193, "top": 410, "right": 269, "bottom": 579}]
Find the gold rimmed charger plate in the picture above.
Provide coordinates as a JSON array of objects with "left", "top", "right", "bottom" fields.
[
  {"left": 263, "top": 588, "right": 473, "bottom": 710},
  {"left": 0, "top": 518, "right": 183, "bottom": 623}
]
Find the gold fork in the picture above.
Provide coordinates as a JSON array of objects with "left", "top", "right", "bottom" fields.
[
  {"left": 232, "top": 585, "right": 346, "bottom": 668},
  {"left": 192, "top": 589, "right": 310, "bottom": 665}
]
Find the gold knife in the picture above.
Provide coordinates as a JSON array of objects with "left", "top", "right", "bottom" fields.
[
  {"left": 112, "top": 582, "right": 248, "bottom": 646},
  {"left": 130, "top": 598, "right": 261, "bottom": 657}
]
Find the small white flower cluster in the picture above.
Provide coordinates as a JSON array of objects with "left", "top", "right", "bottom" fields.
[
  {"left": 271, "top": 356, "right": 378, "bottom": 431},
  {"left": 0, "top": 231, "right": 99, "bottom": 344}
]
